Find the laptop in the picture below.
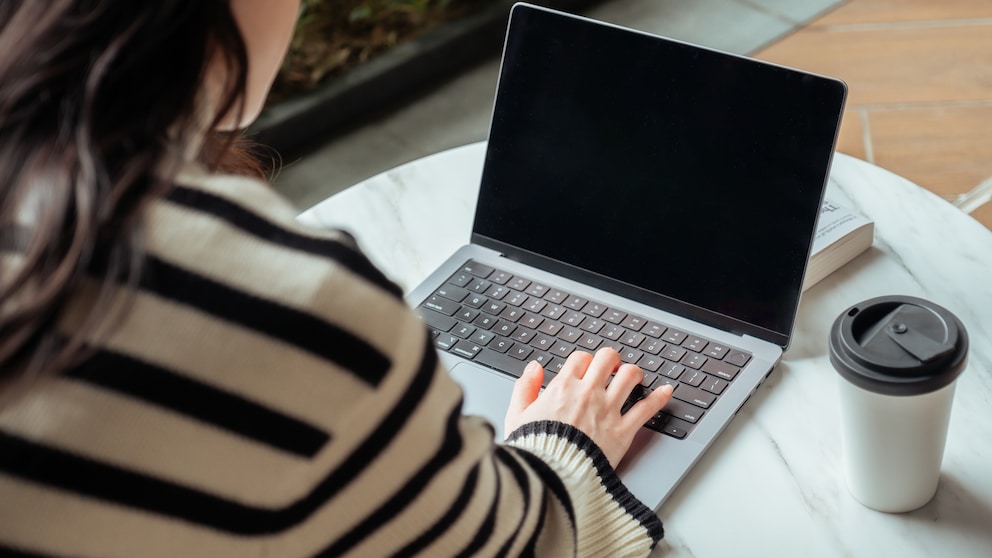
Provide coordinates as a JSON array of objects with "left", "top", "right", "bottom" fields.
[{"left": 407, "top": 2, "right": 847, "bottom": 510}]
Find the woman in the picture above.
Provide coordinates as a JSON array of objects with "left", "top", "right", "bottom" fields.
[{"left": 0, "top": 1, "right": 673, "bottom": 556}]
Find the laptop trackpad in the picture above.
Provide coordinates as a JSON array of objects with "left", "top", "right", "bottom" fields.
[{"left": 449, "top": 362, "right": 516, "bottom": 441}]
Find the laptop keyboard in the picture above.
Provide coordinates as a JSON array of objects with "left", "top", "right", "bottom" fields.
[{"left": 415, "top": 260, "right": 752, "bottom": 440}]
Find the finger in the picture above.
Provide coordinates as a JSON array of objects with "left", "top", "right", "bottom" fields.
[
  {"left": 582, "top": 347, "right": 622, "bottom": 387},
  {"left": 606, "top": 363, "right": 644, "bottom": 406},
  {"left": 623, "top": 383, "right": 674, "bottom": 428},
  {"left": 504, "top": 361, "right": 544, "bottom": 433},
  {"left": 558, "top": 350, "right": 594, "bottom": 380}
]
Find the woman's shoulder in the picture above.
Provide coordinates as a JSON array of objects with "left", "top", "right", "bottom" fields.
[
  {"left": 167, "top": 164, "right": 358, "bottom": 248},
  {"left": 143, "top": 164, "right": 401, "bottom": 301}
]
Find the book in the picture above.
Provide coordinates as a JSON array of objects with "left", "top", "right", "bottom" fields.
[{"left": 803, "top": 199, "right": 875, "bottom": 291}]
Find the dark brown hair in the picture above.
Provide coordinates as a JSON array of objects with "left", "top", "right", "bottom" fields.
[{"left": 0, "top": 1, "right": 256, "bottom": 380}]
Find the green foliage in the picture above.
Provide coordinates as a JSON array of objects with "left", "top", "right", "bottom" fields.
[{"left": 270, "top": 0, "right": 493, "bottom": 103}]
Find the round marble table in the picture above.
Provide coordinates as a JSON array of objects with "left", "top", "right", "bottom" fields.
[{"left": 299, "top": 142, "right": 992, "bottom": 557}]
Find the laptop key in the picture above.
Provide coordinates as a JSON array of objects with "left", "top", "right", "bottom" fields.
[
  {"left": 452, "top": 323, "right": 476, "bottom": 339},
  {"left": 682, "top": 336, "right": 708, "bottom": 352},
  {"left": 456, "top": 308, "right": 479, "bottom": 322},
  {"left": 474, "top": 348, "right": 529, "bottom": 378},
  {"left": 562, "top": 310, "right": 585, "bottom": 326},
  {"left": 642, "top": 322, "right": 666, "bottom": 338},
  {"left": 530, "top": 333, "right": 557, "bottom": 351},
  {"left": 423, "top": 295, "right": 460, "bottom": 316},
  {"left": 452, "top": 340, "right": 483, "bottom": 359},
  {"left": 621, "top": 347, "right": 643, "bottom": 364},
  {"left": 418, "top": 309, "right": 457, "bottom": 332},
  {"left": 662, "top": 328, "right": 687, "bottom": 344},
  {"left": 541, "top": 304, "right": 566, "bottom": 319},
  {"left": 470, "top": 329, "right": 496, "bottom": 345},
  {"left": 563, "top": 295, "right": 587, "bottom": 310},
  {"left": 509, "top": 344, "right": 533, "bottom": 360},
  {"left": 661, "top": 398, "right": 705, "bottom": 423},
  {"left": 488, "top": 270, "right": 512, "bottom": 285},
  {"left": 435, "top": 333, "right": 459, "bottom": 351},
  {"left": 641, "top": 338, "right": 664, "bottom": 355},
  {"left": 681, "top": 352, "right": 708, "bottom": 370},
  {"left": 661, "top": 345, "right": 686, "bottom": 361},
  {"left": 680, "top": 369, "right": 705, "bottom": 387},
  {"left": 520, "top": 312, "right": 544, "bottom": 329},
  {"left": 524, "top": 283, "right": 548, "bottom": 297},
  {"left": 523, "top": 298, "right": 547, "bottom": 312},
  {"left": 508, "top": 277, "right": 531, "bottom": 291},
  {"left": 505, "top": 291, "right": 528, "bottom": 306},
  {"left": 499, "top": 306, "right": 525, "bottom": 322},
  {"left": 603, "top": 309, "right": 626, "bottom": 324},
  {"left": 577, "top": 333, "right": 601, "bottom": 351},
  {"left": 704, "top": 344, "right": 729, "bottom": 359},
  {"left": 659, "top": 361, "right": 685, "bottom": 380},
  {"left": 467, "top": 278, "right": 492, "bottom": 293},
  {"left": 437, "top": 284, "right": 470, "bottom": 302},
  {"left": 580, "top": 317, "right": 605, "bottom": 334},
  {"left": 462, "top": 260, "right": 494, "bottom": 278},
  {"left": 537, "top": 320, "right": 563, "bottom": 336},
  {"left": 582, "top": 302, "right": 607, "bottom": 317},
  {"left": 449, "top": 272, "right": 473, "bottom": 287},
  {"left": 556, "top": 326, "right": 583, "bottom": 343},
  {"left": 488, "top": 337, "right": 514, "bottom": 353},
  {"left": 701, "top": 359, "right": 741, "bottom": 381},
  {"left": 621, "top": 315, "right": 646, "bottom": 331},
  {"left": 483, "top": 301, "right": 506, "bottom": 315},
  {"left": 701, "top": 375, "right": 728, "bottom": 395},
  {"left": 493, "top": 321, "right": 517, "bottom": 336},
  {"left": 673, "top": 384, "right": 716, "bottom": 409},
  {"left": 648, "top": 415, "right": 691, "bottom": 439},
  {"left": 532, "top": 351, "right": 555, "bottom": 367},
  {"left": 545, "top": 289, "right": 569, "bottom": 303},
  {"left": 602, "top": 324, "right": 625, "bottom": 340},
  {"left": 486, "top": 285, "right": 510, "bottom": 300},
  {"left": 622, "top": 331, "right": 645, "bottom": 348},
  {"left": 472, "top": 314, "right": 497, "bottom": 330},
  {"left": 510, "top": 327, "right": 536, "bottom": 344},
  {"left": 637, "top": 354, "right": 664, "bottom": 372},
  {"left": 550, "top": 341, "right": 575, "bottom": 357},
  {"left": 724, "top": 350, "right": 751, "bottom": 366}
]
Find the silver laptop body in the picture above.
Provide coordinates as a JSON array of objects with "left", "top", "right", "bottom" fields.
[{"left": 407, "top": 3, "right": 846, "bottom": 510}]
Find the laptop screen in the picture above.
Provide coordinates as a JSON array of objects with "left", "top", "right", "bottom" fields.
[{"left": 473, "top": 4, "right": 846, "bottom": 345}]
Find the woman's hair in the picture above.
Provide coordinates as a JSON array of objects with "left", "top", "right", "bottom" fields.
[{"left": 0, "top": 1, "right": 257, "bottom": 381}]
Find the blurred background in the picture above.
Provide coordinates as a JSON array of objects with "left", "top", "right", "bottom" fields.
[{"left": 256, "top": 0, "right": 992, "bottom": 231}]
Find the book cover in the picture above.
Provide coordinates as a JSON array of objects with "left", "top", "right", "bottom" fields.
[{"left": 803, "top": 199, "right": 875, "bottom": 291}]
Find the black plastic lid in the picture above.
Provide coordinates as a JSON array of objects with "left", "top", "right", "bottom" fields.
[{"left": 829, "top": 295, "right": 968, "bottom": 396}]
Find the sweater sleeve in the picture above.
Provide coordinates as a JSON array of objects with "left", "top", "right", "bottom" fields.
[{"left": 0, "top": 170, "right": 663, "bottom": 558}]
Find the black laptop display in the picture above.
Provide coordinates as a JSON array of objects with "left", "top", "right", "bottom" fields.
[{"left": 475, "top": 6, "right": 847, "bottom": 347}]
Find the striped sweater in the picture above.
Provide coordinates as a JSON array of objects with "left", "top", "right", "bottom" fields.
[{"left": 0, "top": 165, "right": 663, "bottom": 557}]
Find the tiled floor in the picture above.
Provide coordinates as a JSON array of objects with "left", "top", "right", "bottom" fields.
[
  {"left": 272, "top": 0, "right": 992, "bottom": 232},
  {"left": 754, "top": 0, "right": 992, "bottom": 230}
]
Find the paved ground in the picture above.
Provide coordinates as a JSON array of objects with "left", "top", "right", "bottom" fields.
[{"left": 271, "top": 0, "right": 844, "bottom": 210}]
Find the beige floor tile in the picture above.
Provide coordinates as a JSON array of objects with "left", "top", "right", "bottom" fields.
[
  {"left": 755, "top": 23, "right": 992, "bottom": 107},
  {"left": 835, "top": 109, "right": 867, "bottom": 160},
  {"left": 815, "top": 0, "right": 992, "bottom": 26},
  {"left": 968, "top": 200, "right": 992, "bottom": 231},
  {"left": 866, "top": 105, "right": 992, "bottom": 198}
]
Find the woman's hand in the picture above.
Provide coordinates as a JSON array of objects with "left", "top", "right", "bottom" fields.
[{"left": 504, "top": 347, "right": 674, "bottom": 469}]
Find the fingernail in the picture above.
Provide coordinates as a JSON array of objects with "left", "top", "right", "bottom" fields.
[
  {"left": 661, "top": 384, "right": 674, "bottom": 395},
  {"left": 525, "top": 360, "right": 540, "bottom": 374}
]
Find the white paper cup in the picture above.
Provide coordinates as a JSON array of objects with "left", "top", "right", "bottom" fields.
[{"left": 829, "top": 296, "right": 968, "bottom": 513}]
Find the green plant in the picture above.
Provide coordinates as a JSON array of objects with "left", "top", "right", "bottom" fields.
[{"left": 269, "top": 0, "right": 492, "bottom": 103}]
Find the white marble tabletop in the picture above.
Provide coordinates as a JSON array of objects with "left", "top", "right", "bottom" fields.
[{"left": 300, "top": 142, "right": 992, "bottom": 557}]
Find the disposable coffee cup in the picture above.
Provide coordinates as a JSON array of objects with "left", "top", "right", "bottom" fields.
[{"left": 828, "top": 295, "right": 968, "bottom": 513}]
